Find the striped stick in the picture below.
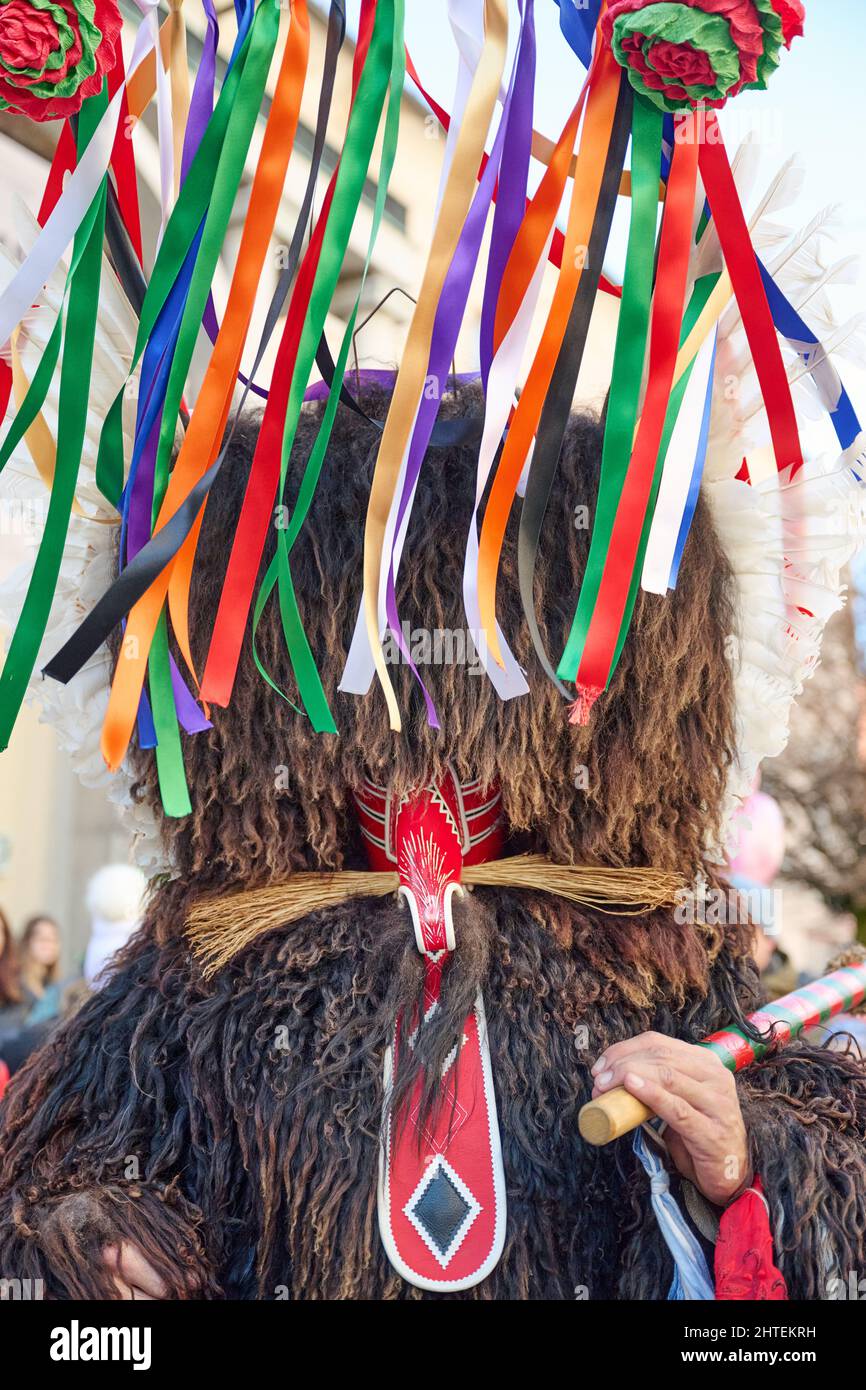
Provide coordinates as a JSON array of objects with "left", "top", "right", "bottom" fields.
[{"left": 578, "top": 960, "right": 866, "bottom": 1146}]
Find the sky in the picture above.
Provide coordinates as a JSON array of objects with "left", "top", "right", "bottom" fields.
[
  {"left": 362, "top": 2, "right": 866, "bottom": 442},
  {"left": 357, "top": 1, "right": 866, "bottom": 640},
  {"left": 335, "top": 4, "right": 866, "bottom": 304}
]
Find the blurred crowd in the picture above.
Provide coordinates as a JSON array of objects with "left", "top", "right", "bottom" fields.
[{"left": 0, "top": 864, "right": 147, "bottom": 1099}]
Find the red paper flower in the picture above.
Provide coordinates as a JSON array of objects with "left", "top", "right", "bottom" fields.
[
  {"left": 603, "top": 0, "right": 805, "bottom": 113},
  {"left": 770, "top": 0, "right": 805, "bottom": 47},
  {"left": 0, "top": 0, "right": 122, "bottom": 122},
  {"left": 0, "top": 2, "right": 59, "bottom": 69}
]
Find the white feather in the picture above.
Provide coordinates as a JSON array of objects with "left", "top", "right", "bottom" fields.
[{"left": 766, "top": 205, "right": 843, "bottom": 279}]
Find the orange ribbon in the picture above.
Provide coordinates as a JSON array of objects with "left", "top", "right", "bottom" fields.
[
  {"left": 101, "top": 2, "right": 311, "bottom": 772},
  {"left": 477, "top": 42, "right": 621, "bottom": 667},
  {"left": 361, "top": 0, "right": 509, "bottom": 731}
]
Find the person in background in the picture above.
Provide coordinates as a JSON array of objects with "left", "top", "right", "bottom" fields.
[
  {"left": 18, "top": 915, "right": 62, "bottom": 1027},
  {"left": 0, "top": 908, "right": 22, "bottom": 1018},
  {"left": 0, "top": 909, "right": 24, "bottom": 1094},
  {"left": 83, "top": 864, "right": 147, "bottom": 990}
]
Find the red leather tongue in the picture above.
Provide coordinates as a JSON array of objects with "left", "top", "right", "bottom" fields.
[
  {"left": 379, "top": 985, "right": 506, "bottom": 1292},
  {"left": 353, "top": 769, "right": 507, "bottom": 1290}
]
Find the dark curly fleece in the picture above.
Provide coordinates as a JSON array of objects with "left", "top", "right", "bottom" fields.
[
  {"left": 1, "top": 892, "right": 865, "bottom": 1300},
  {"left": 1, "top": 390, "right": 864, "bottom": 1299}
]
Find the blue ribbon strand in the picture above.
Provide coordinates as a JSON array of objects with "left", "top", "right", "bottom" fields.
[
  {"left": 553, "top": 0, "right": 601, "bottom": 70},
  {"left": 633, "top": 1128, "right": 715, "bottom": 1301}
]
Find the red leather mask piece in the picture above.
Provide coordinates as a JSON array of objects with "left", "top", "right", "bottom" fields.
[{"left": 354, "top": 768, "right": 507, "bottom": 1292}]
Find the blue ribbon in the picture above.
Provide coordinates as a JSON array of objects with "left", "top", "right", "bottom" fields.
[
  {"left": 757, "top": 258, "right": 862, "bottom": 452},
  {"left": 633, "top": 1128, "right": 715, "bottom": 1301},
  {"left": 667, "top": 331, "right": 717, "bottom": 589},
  {"left": 553, "top": 0, "right": 601, "bottom": 70}
]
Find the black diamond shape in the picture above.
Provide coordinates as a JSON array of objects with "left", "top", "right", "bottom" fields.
[{"left": 411, "top": 1169, "right": 471, "bottom": 1256}]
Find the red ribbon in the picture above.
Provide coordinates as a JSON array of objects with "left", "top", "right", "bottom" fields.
[
  {"left": 0, "top": 360, "right": 11, "bottom": 424},
  {"left": 699, "top": 113, "right": 802, "bottom": 478},
  {"left": 573, "top": 112, "right": 700, "bottom": 710},
  {"left": 38, "top": 49, "right": 143, "bottom": 262},
  {"left": 199, "top": 0, "right": 378, "bottom": 707}
]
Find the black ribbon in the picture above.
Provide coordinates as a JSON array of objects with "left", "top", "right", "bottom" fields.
[
  {"left": 45, "top": 0, "right": 348, "bottom": 687},
  {"left": 45, "top": 0, "right": 490, "bottom": 689},
  {"left": 105, "top": 180, "right": 148, "bottom": 318},
  {"left": 516, "top": 74, "right": 632, "bottom": 695}
]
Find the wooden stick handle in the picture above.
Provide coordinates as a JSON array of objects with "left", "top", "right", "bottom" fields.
[{"left": 578, "top": 1087, "right": 654, "bottom": 1146}]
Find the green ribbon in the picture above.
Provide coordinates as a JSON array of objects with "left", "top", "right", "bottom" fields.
[
  {"left": 145, "top": 0, "right": 283, "bottom": 817},
  {"left": 0, "top": 83, "right": 108, "bottom": 749},
  {"left": 557, "top": 94, "right": 662, "bottom": 684},
  {"left": 608, "top": 270, "right": 720, "bottom": 677},
  {"left": 250, "top": 0, "right": 402, "bottom": 733},
  {"left": 94, "top": 2, "right": 262, "bottom": 506}
]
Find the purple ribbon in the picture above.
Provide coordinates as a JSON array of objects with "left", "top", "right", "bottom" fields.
[
  {"left": 480, "top": 0, "right": 535, "bottom": 386},
  {"left": 119, "top": 0, "right": 227, "bottom": 744},
  {"left": 382, "top": 6, "right": 533, "bottom": 725}
]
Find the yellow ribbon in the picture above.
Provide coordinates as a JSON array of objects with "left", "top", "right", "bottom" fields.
[
  {"left": 361, "top": 0, "right": 509, "bottom": 731},
  {"left": 167, "top": 0, "right": 191, "bottom": 203}
]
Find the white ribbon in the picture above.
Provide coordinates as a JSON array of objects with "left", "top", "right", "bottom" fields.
[
  {"left": 633, "top": 1128, "right": 715, "bottom": 1301},
  {"left": 340, "top": 0, "right": 488, "bottom": 698},
  {"left": 434, "top": 0, "right": 486, "bottom": 223},
  {"left": 153, "top": 5, "right": 175, "bottom": 243},
  {"left": 0, "top": 2, "right": 162, "bottom": 349},
  {"left": 641, "top": 327, "right": 716, "bottom": 595},
  {"left": 461, "top": 233, "right": 554, "bottom": 699}
]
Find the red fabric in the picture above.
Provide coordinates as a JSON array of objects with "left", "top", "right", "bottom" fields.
[
  {"left": 715, "top": 1176, "right": 788, "bottom": 1299},
  {"left": 0, "top": 1058, "right": 9, "bottom": 1102}
]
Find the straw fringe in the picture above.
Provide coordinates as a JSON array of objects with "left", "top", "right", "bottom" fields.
[{"left": 186, "top": 855, "right": 684, "bottom": 978}]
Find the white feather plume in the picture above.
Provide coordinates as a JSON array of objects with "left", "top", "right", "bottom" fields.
[{"left": 0, "top": 221, "right": 164, "bottom": 872}]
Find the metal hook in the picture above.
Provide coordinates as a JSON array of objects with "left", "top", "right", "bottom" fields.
[{"left": 350, "top": 286, "right": 461, "bottom": 400}]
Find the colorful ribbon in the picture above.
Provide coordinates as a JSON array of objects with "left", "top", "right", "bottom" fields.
[
  {"left": 0, "top": 87, "right": 108, "bottom": 750},
  {"left": 558, "top": 106, "right": 700, "bottom": 712},
  {"left": 477, "top": 39, "right": 622, "bottom": 677},
  {"left": 359, "top": 0, "right": 508, "bottom": 732}
]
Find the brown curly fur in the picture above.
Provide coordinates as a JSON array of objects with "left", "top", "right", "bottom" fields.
[
  {"left": 2, "top": 891, "right": 866, "bottom": 1300},
  {"left": 125, "top": 384, "right": 737, "bottom": 936},
  {"left": 4, "top": 388, "right": 865, "bottom": 1301}
]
